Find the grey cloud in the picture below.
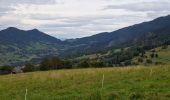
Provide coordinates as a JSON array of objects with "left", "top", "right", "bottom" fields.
[
  {"left": 0, "top": 0, "right": 56, "bottom": 5},
  {"left": 38, "top": 15, "right": 115, "bottom": 28},
  {"left": 147, "top": 11, "right": 170, "bottom": 18},
  {"left": 36, "top": 14, "right": 147, "bottom": 38},
  {"left": 40, "top": 27, "right": 93, "bottom": 39},
  {"left": 0, "top": 0, "right": 57, "bottom": 19},
  {"left": 30, "top": 15, "right": 68, "bottom": 20},
  {"left": 0, "top": 7, "right": 14, "bottom": 13},
  {"left": 42, "top": 23, "right": 85, "bottom": 28},
  {"left": 1, "top": 0, "right": 170, "bottom": 39},
  {"left": 30, "top": 14, "right": 116, "bottom": 22},
  {"left": 105, "top": 1, "right": 170, "bottom": 12},
  {"left": 0, "top": 6, "right": 16, "bottom": 16}
]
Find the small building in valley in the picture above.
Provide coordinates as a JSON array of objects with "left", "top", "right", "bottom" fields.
[{"left": 11, "top": 66, "right": 24, "bottom": 74}]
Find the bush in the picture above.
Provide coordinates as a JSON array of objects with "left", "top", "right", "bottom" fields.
[
  {"left": 151, "top": 49, "right": 156, "bottom": 53},
  {"left": 78, "top": 61, "right": 90, "bottom": 68},
  {"left": 63, "top": 60, "right": 72, "bottom": 69},
  {"left": 146, "top": 59, "right": 152, "bottom": 64},
  {"left": 0, "top": 65, "right": 13, "bottom": 72},
  {"left": 39, "top": 57, "right": 63, "bottom": 71},
  {"left": 138, "top": 58, "right": 143, "bottom": 63},
  {"left": 40, "top": 58, "right": 51, "bottom": 71},
  {"left": 155, "top": 54, "right": 159, "bottom": 58},
  {"left": 23, "top": 63, "right": 35, "bottom": 72},
  {"left": 51, "top": 57, "right": 63, "bottom": 69},
  {"left": 91, "top": 61, "right": 105, "bottom": 68},
  {"left": 150, "top": 53, "right": 155, "bottom": 58},
  {"left": 132, "top": 62, "right": 139, "bottom": 65},
  {"left": 155, "top": 62, "right": 164, "bottom": 65},
  {"left": 162, "top": 45, "right": 168, "bottom": 49},
  {"left": 0, "top": 65, "right": 13, "bottom": 74},
  {"left": 124, "top": 60, "right": 131, "bottom": 66}
]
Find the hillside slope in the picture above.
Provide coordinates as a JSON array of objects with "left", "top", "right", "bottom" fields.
[
  {"left": 74, "top": 45, "right": 170, "bottom": 66},
  {"left": 0, "top": 66, "right": 170, "bottom": 100},
  {"left": 132, "top": 45, "right": 170, "bottom": 65},
  {"left": 0, "top": 15, "right": 170, "bottom": 65},
  {"left": 64, "top": 15, "right": 170, "bottom": 56},
  {"left": 0, "top": 27, "right": 63, "bottom": 65}
]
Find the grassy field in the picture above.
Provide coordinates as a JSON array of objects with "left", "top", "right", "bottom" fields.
[
  {"left": 0, "top": 65, "right": 170, "bottom": 100},
  {"left": 133, "top": 46, "right": 170, "bottom": 65}
]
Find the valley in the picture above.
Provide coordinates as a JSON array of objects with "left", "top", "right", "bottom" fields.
[
  {"left": 1, "top": 0, "right": 170, "bottom": 100},
  {"left": 0, "top": 15, "right": 170, "bottom": 66}
]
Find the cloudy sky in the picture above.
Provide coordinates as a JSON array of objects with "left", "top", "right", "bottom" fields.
[{"left": 0, "top": 0, "right": 170, "bottom": 39}]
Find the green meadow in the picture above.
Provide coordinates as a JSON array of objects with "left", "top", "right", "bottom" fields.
[
  {"left": 0, "top": 65, "right": 170, "bottom": 100},
  {"left": 133, "top": 46, "right": 170, "bottom": 65}
]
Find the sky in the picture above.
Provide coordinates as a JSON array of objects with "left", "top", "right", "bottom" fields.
[{"left": 0, "top": 0, "right": 170, "bottom": 39}]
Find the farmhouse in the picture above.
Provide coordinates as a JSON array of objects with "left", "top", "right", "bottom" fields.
[{"left": 11, "top": 66, "right": 24, "bottom": 74}]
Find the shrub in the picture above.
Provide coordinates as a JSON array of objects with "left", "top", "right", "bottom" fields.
[
  {"left": 124, "top": 60, "right": 131, "bottom": 66},
  {"left": 39, "top": 57, "right": 64, "bottom": 71},
  {"left": 40, "top": 58, "right": 51, "bottom": 71},
  {"left": 50, "top": 57, "right": 63, "bottom": 69},
  {"left": 150, "top": 53, "right": 155, "bottom": 58},
  {"left": 91, "top": 61, "right": 105, "bottom": 68},
  {"left": 151, "top": 49, "right": 156, "bottom": 53},
  {"left": 155, "top": 62, "right": 164, "bottom": 65},
  {"left": 146, "top": 59, "right": 152, "bottom": 64},
  {"left": 132, "top": 62, "right": 139, "bottom": 65},
  {"left": 155, "top": 54, "right": 159, "bottom": 58},
  {"left": 0, "top": 65, "right": 13, "bottom": 72},
  {"left": 162, "top": 45, "right": 168, "bottom": 49},
  {"left": 63, "top": 60, "right": 72, "bottom": 69},
  {"left": 78, "top": 61, "right": 90, "bottom": 68},
  {"left": 0, "top": 65, "right": 13, "bottom": 74},
  {"left": 23, "top": 63, "right": 35, "bottom": 72},
  {"left": 138, "top": 58, "right": 143, "bottom": 63}
]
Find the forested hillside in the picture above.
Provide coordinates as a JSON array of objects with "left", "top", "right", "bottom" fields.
[{"left": 0, "top": 15, "right": 170, "bottom": 65}]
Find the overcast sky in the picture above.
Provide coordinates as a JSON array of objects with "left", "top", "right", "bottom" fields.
[{"left": 0, "top": 0, "right": 170, "bottom": 39}]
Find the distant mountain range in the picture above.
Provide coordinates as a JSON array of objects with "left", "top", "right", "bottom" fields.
[{"left": 0, "top": 15, "right": 170, "bottom": 65}]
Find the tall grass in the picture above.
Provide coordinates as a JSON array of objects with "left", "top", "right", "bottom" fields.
[{"left": 0, "top": 65, "right": 170, "bottom": 100}]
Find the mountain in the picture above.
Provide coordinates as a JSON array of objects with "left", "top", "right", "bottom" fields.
[
  {"left": 63, "top": 15, "right": 170, "bottom": 57},
  {"left": 0, "top": 15, "right": 170, "bottom": 65},
  {"left": 0, "top": 27, "right": 63, "bottom": 65},
  {"left": 69, "top": 15, "right": 170, "bottom": 67},
  {"left": 0, "top": 27, "right": 62, "bottom": 44}
]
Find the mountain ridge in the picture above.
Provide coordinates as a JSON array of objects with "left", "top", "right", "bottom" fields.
[
  {"left": 0, "top": 15, "right": 170, "bottom": 65},
  {"left": 62, "top": 15, "right": 170, "bottom": 57},
  {"left": 0, "top": 27, "right": 63, "bottom": 65}
]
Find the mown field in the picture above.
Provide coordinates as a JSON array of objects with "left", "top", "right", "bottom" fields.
[{"left": 0, "top": 65, "right": 170, "bottom": 100}]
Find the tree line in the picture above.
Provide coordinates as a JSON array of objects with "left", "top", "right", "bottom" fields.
[{"left": 0, "top": 43, "right": 169, "bottom": 74}]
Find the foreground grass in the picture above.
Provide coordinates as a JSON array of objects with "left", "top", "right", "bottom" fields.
[{"left": 0, "top": 66, "right": 170, "bottom": 100}]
